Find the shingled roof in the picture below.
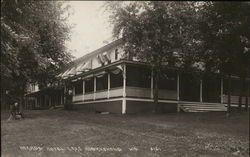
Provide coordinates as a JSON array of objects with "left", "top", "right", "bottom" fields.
[
  {"left": 71, "top": 38, "right": 123, "bottom": 66},
  {"left": 58, "top": 38, "right": 124, "bottom": 78}
]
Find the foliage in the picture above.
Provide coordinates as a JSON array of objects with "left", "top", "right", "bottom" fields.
[
  {"left": 198, "top": 2, "right": 250, "bottom": 76},
  {"left": 1, "top": 0, "right": 73, "bottom": 104},
  {"left": 198, "top": 2, "right": 250, "bottom": 112},
  {"left": 1, "top": 1, "right": 73, "bottom": 90},
  {"left": 106, "top": 2, "right": 202, "bottom": 71}
]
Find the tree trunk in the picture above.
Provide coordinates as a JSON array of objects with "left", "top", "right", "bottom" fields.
[
  {"left": 19, "top": 83, "right": 27, "bottom": 113},
  {"left": 245, "top": 79, "right": 249, "bottom": 111},
  {"left": 246, "top": 96, "right": 249, "bottom": 111},
  {"left": 153, "top": 69, "right": 160, "bottom": 113},
  {"left": 19, "top": 95, "right": 24, "bottom": 113},
  {"left": 238, "top": 76, "right": 244, "bottom": 112},
  {"left": 227, "top": 74, "right": 231, "bottom": 115}
]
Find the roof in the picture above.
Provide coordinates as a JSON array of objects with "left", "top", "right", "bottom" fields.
[
  {"left": 58, "top": 38, "right": 124, "bottom": 78},
  {"left": 70, "top": 38, "right": 123, "bottom": 67}
]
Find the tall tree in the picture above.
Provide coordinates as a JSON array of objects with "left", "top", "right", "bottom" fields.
[
  {"left": 1, "top": 0, "right": 73, "bottom": 110},
  {"left": 198, "top": 2, "right": 250, "bottom": 113},
  {"left": 105, "top": 2, "right": 202, "bottom": 112}
]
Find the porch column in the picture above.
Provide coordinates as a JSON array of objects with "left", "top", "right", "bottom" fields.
[
  {"left": 94, "top": 77, "right": 96, "bottom": 100},
  {"left": 122, "top": 64, "right": 126, "bottom": 114},
  {"left": 44, "top": 95, "right": 47, "bottom": 108},
  {"left": 35, "top": 97, "right": 37, "bottom": 109},
  {"left": 83, "top": 80, "right": 85, "bottom": 102},
  {"left": 49, "top": 96, "right": 51, "bottom": 107},
  {"left": 220, "top": 78, "right": 223, "bottom": 104},
  {"left": 72, "top": 86, "right": 75, "bottom": 103},
  {"left": 177, "top": 74, "right": 180, "bottom": 112},
  {"left": 200, "top": 79, "right": 203, "bottom": 102},
  {"left": 151, "top": 69, "right": 154, "bottom": 99},
  {"left": 107, "top": 73, "right": 110, "bottom": 99},
  {"left": 73, "top": 86, "right": 75, "bottom": 96},
  {"left": 38, "top": 96, "right": 41, "bottom": 107},
  {"left": 60, "top": 94, "right": 63, "bottom": 105},
  {"left": 63, "top": 85, "right": 66, "bottom": 104}
]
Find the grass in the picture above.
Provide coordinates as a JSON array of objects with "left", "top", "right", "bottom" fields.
[{"left": 1, "top": 109, "right": 249, "bottom": 157}]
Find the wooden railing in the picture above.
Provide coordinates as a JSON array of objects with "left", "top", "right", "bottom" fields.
[
  {"left": 126, "top": 87, "right": 151, "bottom": 98},
  {"left": 95, "top": 90, "right": 108, "bottom": 99},
  {"left": 223, "top": 95, "right": 250, "bottom": 104},
  {"left": 109, "top": 87, "right": 123, "bottom": 98},
  {"left": 159, "top": 89, "right": 177, "bottom": 100},
  {"left": 72, "top": 87, "right": 124, "bottom": 102}
]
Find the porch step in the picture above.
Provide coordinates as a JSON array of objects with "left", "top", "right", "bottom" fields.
[{"left": 180, "top": 103, "right": 227, "bottom": 112}]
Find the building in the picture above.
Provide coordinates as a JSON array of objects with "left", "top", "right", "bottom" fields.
[
  {"left": 25, "top": 83, "right": 64, "bottom": 110},
  {"left": 27, "top": 39, "right": 249, "bottom": 113}
]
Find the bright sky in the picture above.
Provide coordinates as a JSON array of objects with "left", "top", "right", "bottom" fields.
[{"left": 65, "top": 1, "right": 113, "bottom": 59}]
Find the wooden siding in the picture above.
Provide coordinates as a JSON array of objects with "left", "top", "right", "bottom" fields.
[
  {"left": 126, "top": 87, "right": 177, "bottom": 100},
  {"left": 223, "top": 95, "right": 250, "bottom": 104},
  {"left": 93, "top": 100, "right": 122, "bottom": 113},
  {"left": 72, "top": 88, "right": 124, "bottom": 102},
  {"left": 126, "top": 87, "right": 151, "bottom": 98},
  {"left": 72, "top": 94, "right": 83, "bottom": 102},
  {"left": 73, "top": 100, "right": 122, "bottom": 113},
  {"left": 158, "top": 89, "right": 177, "bottom": 100},
  {"left": 179, "top": 102, "right": 227, "bottom": 112},
  {"left": 126, "top": 100, "right": 177, "bottom": 113},
  {"left": 95, "top": 90, "right": 108, "bottom": 99},
  {"left": 109, "top": 88, "right": 123, "bottom": 98},
  {"left": 84, "top": 93, "right": 94, "bottom": 101}
]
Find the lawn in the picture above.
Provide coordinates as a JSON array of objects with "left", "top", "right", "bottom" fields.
[{"left": 1, "top": 109, "right": 249, "bottom": 157}]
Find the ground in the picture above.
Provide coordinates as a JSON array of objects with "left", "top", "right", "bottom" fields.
[{"left": 1, "top": 109, "right": 249, "bottom": 157}]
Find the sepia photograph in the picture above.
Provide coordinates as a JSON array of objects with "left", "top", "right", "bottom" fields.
[{"left": 1, "top": 1, "right": 249, "bottom": 157}]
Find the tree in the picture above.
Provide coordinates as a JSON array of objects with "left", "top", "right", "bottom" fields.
[
  {"left": 105, "top": 2, "right": 202, "bottom": 112},
  {"left": 1, "top": 0, "right": 73, "bottom": 110},
  {"left": 198, "top": 2, "right": 250, "bottom": 114}
]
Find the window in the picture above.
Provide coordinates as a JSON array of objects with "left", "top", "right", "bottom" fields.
[
  {"left": 110, "top": 70, "right": 123, "bottom": 88},
  {"left": 126, "top": 65, "right": 151, "bottom": 88},
  {"left": 73, "top": 80, "right": 83, "bottom": 95},
  {"left": 85, "top": 78, "right": 94, "bottom": 93},
  {"left": 96, "top": 74, "right": 108, "bottom": 91}
]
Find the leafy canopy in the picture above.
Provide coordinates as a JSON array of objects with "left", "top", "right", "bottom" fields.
[
  {"left": 1, "top": 0, "right": 73, "bottom": 91},
  {"left": 105, "top": 1, "right": 202, "bottom": 71},
  {"left": 198, "top": 2, "right": 250, "bottom": 76},
  {"left": 1, "top": 0, "right": 73, "bottom": 99}
]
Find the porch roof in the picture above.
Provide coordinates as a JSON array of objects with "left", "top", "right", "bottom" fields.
[{"left": 25, "top": 86, "right": 63, "bottom": 97}]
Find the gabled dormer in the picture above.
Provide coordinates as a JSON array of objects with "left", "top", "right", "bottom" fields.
[{"left": 58, "top": 39, "right": 125, "bottom": 79}]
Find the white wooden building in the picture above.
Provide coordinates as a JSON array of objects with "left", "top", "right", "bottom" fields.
[{"left": 27, "top": 39, "right": 250, "bottom": 113}]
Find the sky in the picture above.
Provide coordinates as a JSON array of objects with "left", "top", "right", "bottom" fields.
[{"left": 65, "top": 1, "right": 113, "bottom": 58}]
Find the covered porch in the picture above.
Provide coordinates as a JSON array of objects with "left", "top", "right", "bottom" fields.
[
  {"left": 68, "top": 60, "right": 249, "bottom": 114},
  {"left": 25, "top": 87, "right": 64, "bottom": 110}
]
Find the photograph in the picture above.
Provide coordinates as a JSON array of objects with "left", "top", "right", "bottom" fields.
[{"left": 1, "top": 1, "right": 249, "bottom": 157}]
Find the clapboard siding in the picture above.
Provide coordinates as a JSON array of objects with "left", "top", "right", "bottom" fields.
[
  {"left": 180, "top": 102, "right": 227, "bottom": 112},
  {"left": 72, "top": 94, "right": 83, "bottom": 102},
  {"left": 109, "top": 88, "right": 123, "bottom": 98},
  {"left": 159, "top": 89, "right": 177, "bottom": 100},
  {"left": 84, "top": 93, "right": 94, "bottom": 101},
  {"left": 223, "top": 95, "right": 250, "bottom": 104},
  {"left": 126, "top": 87, "right": 151, "bottom": 98},
  {"left": 95, "top": 91, "right": 108, "bottom": 99}
]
